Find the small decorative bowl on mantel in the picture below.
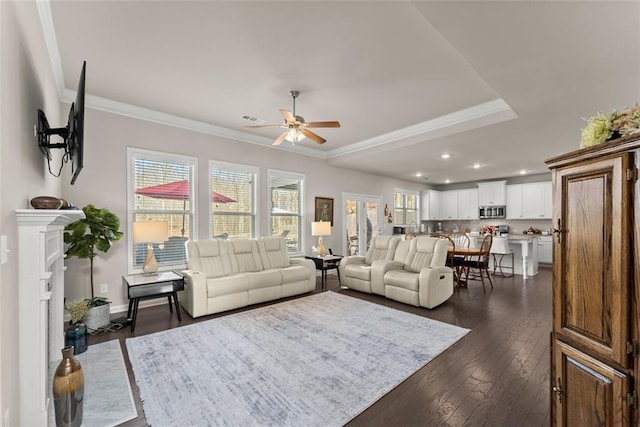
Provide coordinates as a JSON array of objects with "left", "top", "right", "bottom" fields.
[{"left": 30, "top": 196, "right": 63, "bottom": 210}]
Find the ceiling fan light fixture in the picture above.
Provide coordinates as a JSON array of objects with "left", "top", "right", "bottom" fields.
[{"left": 284, "top": 129, "right": 305, "bottom": 143}]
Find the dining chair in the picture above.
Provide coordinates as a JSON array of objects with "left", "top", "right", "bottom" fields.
[
  {"left": 490, "top": 236, "right": 514, "bottom": 277},
  {"left": 461, "top": 234, "right": 493, "bottom": 292},
  {"left": 448, "top": 232, "right": 470, "bottom": 282},
  {"left": 438, "top": 235, "right": 461, "bottom": 288}
]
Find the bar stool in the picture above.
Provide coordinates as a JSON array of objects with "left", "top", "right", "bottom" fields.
[{"left": 490, "top": 236, "right": 514, "bottom": 277}]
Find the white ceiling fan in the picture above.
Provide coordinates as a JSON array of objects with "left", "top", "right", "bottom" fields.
[{"left": 245, "top": 90, "right": 341, "bottom": 146}]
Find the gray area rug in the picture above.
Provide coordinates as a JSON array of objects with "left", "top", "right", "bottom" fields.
[
  {"left": 50, "top": 339, "right": 137, "bottom": 427},
  {"left": 126, "top": 292, "right": 469, "bottom": 426}
]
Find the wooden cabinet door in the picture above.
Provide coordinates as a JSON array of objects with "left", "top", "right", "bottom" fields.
[
  {"left": 552, "top": 340, "right": 630, "bottom": 426},
  {"left": 553, "top": 154, "right": 632, "bottom": 367}
]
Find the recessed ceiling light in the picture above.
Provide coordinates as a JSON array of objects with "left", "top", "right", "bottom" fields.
[
  {"left": 445, "top": 179, "right": 451, "bottom": 184},
  {"left": 441, "top": 153, "right": 451, "bottom": 159},
  {"left": 473, "top": 163, "right": 481, "bottom": 169},
  {"left": 519, "top": 169, "right": 527, "bottom": 175},
  {"left": 416, "top": 172, "right": 422, "bottom": 177}
]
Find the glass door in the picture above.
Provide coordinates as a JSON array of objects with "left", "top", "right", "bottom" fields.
[{"left": 342, "top": 193, "right": 382, "bottom": 256}]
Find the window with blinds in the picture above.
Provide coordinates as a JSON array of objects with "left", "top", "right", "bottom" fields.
[
  {"left": 268, "top": 170, "right": 304, "bottom": 253},
  {"left": 128, "top": 148, "right": 197, "bottom": 272},
  {"left": 394, "top": 189, "right": 419, "bottom": 226},
  {"left": 210, "top": 161, "right": 257, "bottom": 239}
]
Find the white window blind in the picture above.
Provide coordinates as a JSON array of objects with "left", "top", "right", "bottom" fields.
[
  {"left": 210, "top": 161, "right": 257, "bottom": 239},
  {"left": 268, "top": 170, "right": 304, "bottom": 253},
  {"left": 129, "top": 148, "right": 196, "bottom": 272}
]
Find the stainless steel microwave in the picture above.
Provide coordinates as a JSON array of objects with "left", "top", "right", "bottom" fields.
[{"left": 479, "top": 206, "right": 506, "bottom": 219}]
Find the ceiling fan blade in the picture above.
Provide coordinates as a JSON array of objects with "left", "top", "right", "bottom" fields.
[
  {"left": 272, "top": 131, "right": 288, "bottom": 146},
  {"left": 244, "top": 124, "right": 283, "bottom": 128},
  {"left": 305, "top": 121, "right": 341, "bottom": 128},
  {"left": 280, "top": 109, "right": 296, "bottom": 123},
  {"left": 301, "top": 129, "right": 326, "bottom": 144}
]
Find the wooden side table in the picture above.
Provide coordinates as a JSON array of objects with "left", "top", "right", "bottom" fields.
[
  {"left": 122, "top": 271, "right": 184, "bottom": 333},
  {"left": 305, "top": 255, "right": 343, "bottom": 291}
]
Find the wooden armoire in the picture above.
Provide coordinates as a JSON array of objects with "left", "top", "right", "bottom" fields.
[{"left": 546, "top": 134, "right": 640, "bottom": 426}]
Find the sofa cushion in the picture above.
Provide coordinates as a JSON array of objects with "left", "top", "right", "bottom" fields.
[
  {"left": 257, "top": 237, "right": 291, "bottom": 269},
  {"left": 344, "top": 264, "right": 371, "bottom": 281},
  {"left": 392, "top": 240, "right": 411, "bottom": 264},
  {"left": 245, "top": 269, "right": 282, "bottom": 289},
  {"left": 229, "top": 239, "right": 263, "bottom": 273},
  {"left": 186, "top": 240, "right": 232, "bottom": 278},
  {"left": 280, "top": 264, "right": 312, "bottom": 283},
  {"left": 384, "top": 269, "right": 420, "bottom": 291},
  {"left": 405, "top": 237, "right": 447, "bottom": 273},
  {"left": 364, "top": 235, "right": 399, "bottom": 265},
  {"left": 206, "top": 274, "right": 249, "bottom": 297}
]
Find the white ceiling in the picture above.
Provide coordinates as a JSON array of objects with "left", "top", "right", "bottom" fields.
[{"left": 44, "top": 0, "right": 640, "bottom": 185}]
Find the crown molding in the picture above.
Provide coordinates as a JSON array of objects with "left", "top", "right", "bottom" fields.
[
  {"left": 36, "top": 0, "right": 65, "bottom": 99},
  {"left": 326, "top": 99, "right": 517, "bottom": 158}
]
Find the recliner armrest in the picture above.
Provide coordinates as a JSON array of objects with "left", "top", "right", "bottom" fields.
[
  {"left": 179, "top": 269, "right": 208, "bottom": 318},
  {"left": 338, "top": 255, "right": 366, "bottom": 277},
  {"left": 418, "top": 266, "right": 454, "bottom": 309}
]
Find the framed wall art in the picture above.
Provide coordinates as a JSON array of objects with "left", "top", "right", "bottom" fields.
[{"left": 314, "top": 197, "right": 334, "bottom": 226}]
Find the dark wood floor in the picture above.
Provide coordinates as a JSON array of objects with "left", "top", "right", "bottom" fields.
[{"left": 91, "top": 268, "right": 552, "bottom": 426}]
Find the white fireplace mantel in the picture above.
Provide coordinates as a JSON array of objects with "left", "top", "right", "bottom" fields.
[{"left": 16, "top": 208, "right": 85, "bottom": 427}]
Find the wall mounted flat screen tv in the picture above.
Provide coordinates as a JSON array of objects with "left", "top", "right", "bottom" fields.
[{"left": 37, "top": 61, "right": 86, "bottom": 185}]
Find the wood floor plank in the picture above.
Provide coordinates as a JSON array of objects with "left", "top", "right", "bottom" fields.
[{"left": 90, "top": 268, "right": 552, "bottom": 426}]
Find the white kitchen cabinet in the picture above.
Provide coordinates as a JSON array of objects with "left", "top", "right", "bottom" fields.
[
  {"left": 506, "top": 184, "right": 524, "bottom": 219},
  {"left": 478, "top": 180, "right": 506, "bottom": 206},
  {"left": 507, "top": 182, "right": 552, "bottom": 219},
  {"left": 420, "top": 190, "right": 440, "bottom": 221},
  {"left": 457, "top": 188, "right": 479, "bottom": 220},
  {"left": 538, "top": 235, "right": 553, "bottom": 264},
  {"left": 440, "top": 190, "right": 458, "bottom": 220},
  {"left": 523, "top": 182, "right": 553, "bottom": 219},
  {"left": 543, "top": 181, "right": 553, "bottom": 218}
]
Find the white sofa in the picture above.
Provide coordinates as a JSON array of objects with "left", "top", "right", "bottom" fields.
[
  {"left": 340, "top": 235, "right": 454, "bottom": 309},
  {"left": 179, "top": 236, "right": 316, "bottom": 318}
]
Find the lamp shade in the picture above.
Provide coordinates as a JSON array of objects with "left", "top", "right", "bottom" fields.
[
  {"left": 311, "top": 221, "right": 331, "bottom": 236},
  {"left": 133, "top": 221, "right": 169, "bottom": 244}
]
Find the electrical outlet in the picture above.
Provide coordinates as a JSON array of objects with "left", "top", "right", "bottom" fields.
[{"left": 99, "top": 283, "right": 108, "bottom": 294}]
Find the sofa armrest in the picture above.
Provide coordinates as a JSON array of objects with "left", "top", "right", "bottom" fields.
[
  {"left": 290, "top": 257, "right": 317, "bottom": 290},
  {"left": 178, "top": 269, "right": 208, "bottom": 318},
  {"left": 338, "top": 255, "right": 366, "bottom": 278},
  {"left": 418, "top": 266, "right": 454, "bottom": 309},
  {"left": 371, "top": 260, "right": 405, "bottom": 295}
]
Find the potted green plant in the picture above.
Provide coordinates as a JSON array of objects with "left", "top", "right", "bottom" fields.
[
  {"left": 64, "top": 204, "right": 123, "bottom": 331},
  {"left": 64, "top": 299, "right": 89, "bottom": 354}
]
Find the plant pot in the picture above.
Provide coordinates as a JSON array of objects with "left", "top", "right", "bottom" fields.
[
  {"left": 84, "top": 304, "right": 110, "bottom": 331},
  {"left": 64, "top": 323, "right": 87, "bottom": 354}
]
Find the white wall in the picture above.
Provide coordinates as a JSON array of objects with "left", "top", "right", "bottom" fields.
[
  {"left": 60, "top": 107, "right": 425, "bottom": 309},
  {"left": 0, "top": 1, "right": 64, "bottom": 424}
]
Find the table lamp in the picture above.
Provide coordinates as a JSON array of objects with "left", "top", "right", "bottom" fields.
[
  {"left": 133, "top": 221, "right": 169, "bottom": 274},
  {"left": 311, "top": 221, "right": 331, "bottom": 257}
]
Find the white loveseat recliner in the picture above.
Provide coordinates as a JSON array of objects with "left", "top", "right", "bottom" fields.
[
  {"left": 179, "top": 236, "right": 316, "bottom": 318},
  {"left": 341, "top": 235, "right": 454, "bottom": 309}
]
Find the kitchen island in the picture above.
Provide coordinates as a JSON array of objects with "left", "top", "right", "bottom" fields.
[{"left": 469, "top": 234, "right": 539, "bottom": 278}]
